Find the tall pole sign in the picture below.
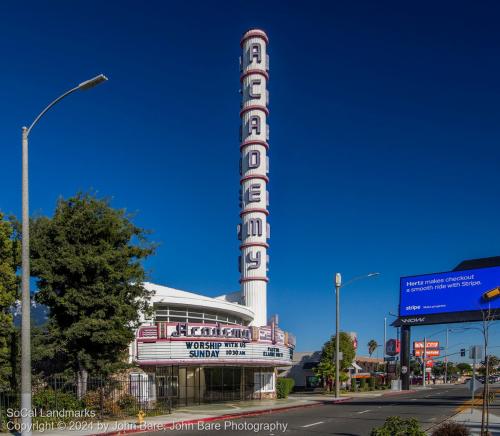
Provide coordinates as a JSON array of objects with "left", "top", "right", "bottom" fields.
[{"left": 238, "top": 29, "right": 270, "bottom": 327}]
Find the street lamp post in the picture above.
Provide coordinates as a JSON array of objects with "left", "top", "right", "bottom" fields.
[
  {"left": 384, "top": 316, "right": 387, "bottom": 360},
  {"left": 334, "top": 272, "right": 380, "bottom": 398},
  {"left": 21, "top": 74, "right": 107, "bottom": 435},
  {"left": 335, "top": 273, "right": 341, "bottom": 399}
]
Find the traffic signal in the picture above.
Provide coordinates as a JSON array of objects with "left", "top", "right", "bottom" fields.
[{"left": 460, "top": 348, "right": 466, "bottom": 357}]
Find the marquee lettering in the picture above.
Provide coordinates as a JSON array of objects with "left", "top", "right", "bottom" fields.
[{"left": 171, "top": 323, "right": 252, "bottom": 341}]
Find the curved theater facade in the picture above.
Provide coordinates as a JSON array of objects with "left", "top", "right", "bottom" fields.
[
  {"left": 130, "top": 283, "right": 295, "bottom": 405},
  {"left": 128, "top": 29, "right": 295, "bottom": 406}
]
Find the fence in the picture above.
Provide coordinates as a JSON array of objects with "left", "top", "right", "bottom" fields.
[
  {"left": 0, "top": 366, "right": 274, "bottom": 430},
  {"left": 0, "top": 374, "right": 172, "bottom": 431}
]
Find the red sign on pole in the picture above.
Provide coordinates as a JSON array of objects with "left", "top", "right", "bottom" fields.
[
  {"left": 385, "top": 339, "right": 400, "bottom": 356},
  {"left": 414, "top": 349, "right": 440, "bottom": 357},
  {"left": 413, "top": 341, "right": 439, "bottom": 349}
]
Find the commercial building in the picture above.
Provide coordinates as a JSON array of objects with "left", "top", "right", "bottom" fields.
[
  {"left": 127, "top": 29, "right": 295, "bottom": 406},
  {"left": 283, "top": 352, "right": 384, "bottom": 391}
]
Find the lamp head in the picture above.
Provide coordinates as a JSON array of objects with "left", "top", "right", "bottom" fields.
[
  {"left": 335, "top": 273, "right": 342, "bottom": 288},
  {"left": 78, "top": 74, "right": 108, "bottom": 91}
]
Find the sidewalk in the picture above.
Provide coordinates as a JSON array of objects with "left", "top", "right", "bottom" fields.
[
  {"left": 1, "top": 396, "right": 349, "bottom": 436},
  {"left": 449, "top": 408, "right": 500, "bottom": 436}
]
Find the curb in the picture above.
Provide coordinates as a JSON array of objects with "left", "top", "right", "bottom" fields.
[
  {"left": 381, "top": 389, "right": 417, "bottom": 397},
  {"left": 95, "top": 399, "right": 349, "bottom": 436}
]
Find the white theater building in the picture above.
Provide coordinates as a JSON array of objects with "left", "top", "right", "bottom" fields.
[{"left": 128, "top": 29, "right": 295, "bottom": 406}]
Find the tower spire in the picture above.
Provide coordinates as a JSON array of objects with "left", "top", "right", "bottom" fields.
[{"left": 238, "top": 29, "right": 270, "bottom": 327}]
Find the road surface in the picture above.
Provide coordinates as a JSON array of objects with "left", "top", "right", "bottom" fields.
[{"left": 142, "top": 384, "right": 470, "bottom": 435}]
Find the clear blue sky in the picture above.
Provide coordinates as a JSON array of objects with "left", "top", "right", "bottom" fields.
[{"left": 1, "top": 0, "right": 500, "bottom": 358}]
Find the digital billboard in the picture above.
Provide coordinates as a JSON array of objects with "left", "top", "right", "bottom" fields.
[{"left": 397, "top": 266, "right": 500, "bottom": 326}]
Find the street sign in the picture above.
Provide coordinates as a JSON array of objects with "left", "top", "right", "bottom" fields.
[
  {"left": 468, "top": 377, "right": 483, "bottom": 393},
  {"left": 469, "top": 345, "right": 483, "bottom": 360},
  {"left": 401, "top": 366, "right": 408, "bottom": 374}
]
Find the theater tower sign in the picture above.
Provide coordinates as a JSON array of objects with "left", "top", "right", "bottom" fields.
[{"left": 128, "top": 30, "right": 295, "bottom": 406}]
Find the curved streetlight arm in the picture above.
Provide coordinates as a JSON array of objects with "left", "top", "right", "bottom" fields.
[
  {"left": 25, "top": 74, "right": 108, "bottom": 136},
  {"left": 341, "top": 272, "right": 380, "bottom": 289},
  {"left": 26, "top": 86, "right": 79, "bottom": 136}
]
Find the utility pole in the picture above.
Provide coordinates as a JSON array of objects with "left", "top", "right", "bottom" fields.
[
  {"left": 471, "top": 349, "right": 477, "bottom": 414},
  {"left": 444, "top": 328, "right": 449, "bottom": 384},
  {"left": 422, "top": 337, "right": 427, "bottom": 388},
  {"left": 383, "top": 316, "right": 387, "bottom": 382}
]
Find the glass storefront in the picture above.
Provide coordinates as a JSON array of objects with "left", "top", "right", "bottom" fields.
[{"left": 140, "top": 366, "right": 275, "bottom": 407}]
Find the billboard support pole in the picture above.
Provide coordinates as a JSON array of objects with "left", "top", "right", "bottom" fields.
[{"left": 401, "top": 325, "right": 410, "bottom": 390}]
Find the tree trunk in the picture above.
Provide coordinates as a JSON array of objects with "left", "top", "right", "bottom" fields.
[
  {"left": 76, "top": 364, "right": 88, "bottom": 400},
  {"left": 485, "top": 355, "right": 490, "bottom": 434}
]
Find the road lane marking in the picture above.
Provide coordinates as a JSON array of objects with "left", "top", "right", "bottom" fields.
[
  {"left": 358, "top": 409, "right": 371, "bottom": 414},
  {"left": 302, "top": 422, "right": 324, "bottom": 428}
]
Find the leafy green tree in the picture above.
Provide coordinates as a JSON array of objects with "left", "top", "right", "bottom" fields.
[
  {"left": 457, "top": 362, "right": 472, "bottom": 374},
  {"left": 30, "top": 193, "right": 155, "bottom": 396},
  {"left": 315, "top": 332, "right": 356, "bottom": 391},
  {"left": 410, "top": 358, "right": 422, "bottom": 376},
  {"left": 0, "top": 213, "right": 19, "bottom": 390},
  {"left": 487, "top": 355, "right": 499, "bottom": 373},
  {"left": 431, "top": 361, "right": 444, "bottom": 377},
  {"left": 368, "top": 339, "right": 378, "bottom": 357}
]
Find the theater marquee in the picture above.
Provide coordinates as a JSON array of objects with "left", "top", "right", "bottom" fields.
[{"left": 134, "top": 322, "right": 295, "bottom": 366}]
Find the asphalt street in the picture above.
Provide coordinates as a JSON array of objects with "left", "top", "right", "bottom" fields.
[{"left": 142, "top": 384, "right": 470, "bottom": 436}]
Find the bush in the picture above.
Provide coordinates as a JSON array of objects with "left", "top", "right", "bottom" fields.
[
  {"left": 371, "top": 416, "right": 426, "bottom": 436},
  {"left": 359, "top": 378, "right": 367, "bottom": 391},
  {"left": 83, "top": 390, "right": 120, "bottom": 416},
  {"left": 117, "top": 394, "right": 139, "bottom": 413},
  {"left": 369, "top": 377, "right": 376, "bottom": 390},
  {"left": 33, "top": 389, "right": 83, "bottom": 412},
  {"left": 431, "top": 422, "right": 470, "bottom": 436},
  {"left": 277, "top": 378, "right": 295, "bottom": 399}
]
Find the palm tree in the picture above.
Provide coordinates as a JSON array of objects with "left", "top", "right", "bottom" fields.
[{"left": 368, "top": 339, "right": 378, "bottom": 357}]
